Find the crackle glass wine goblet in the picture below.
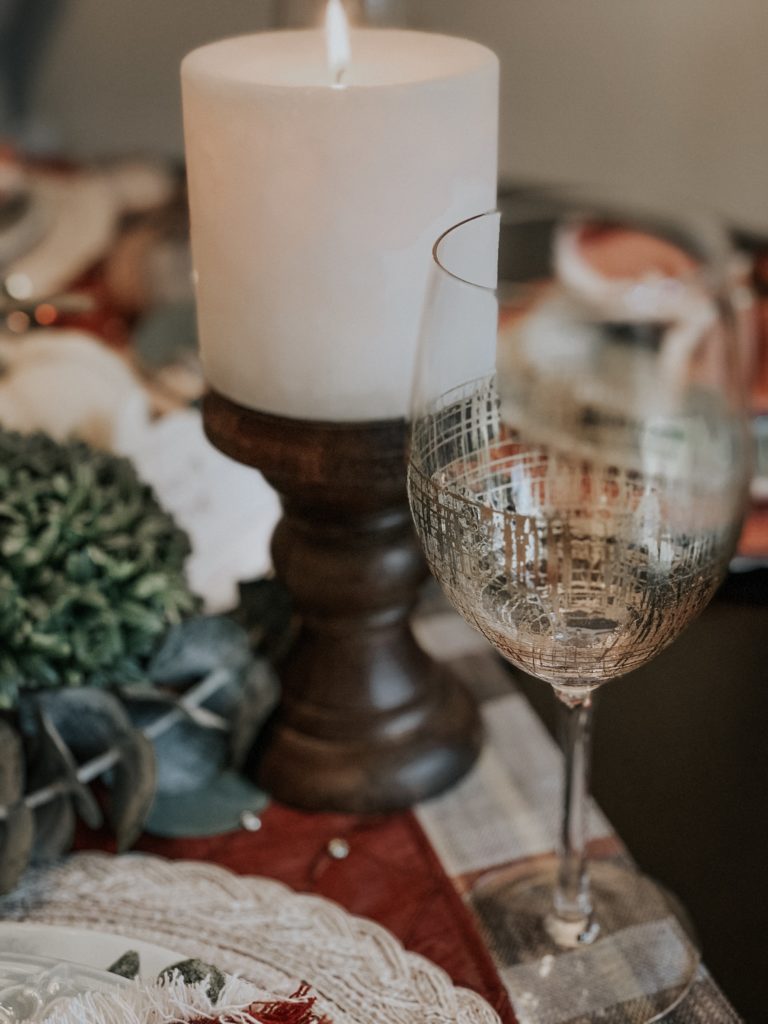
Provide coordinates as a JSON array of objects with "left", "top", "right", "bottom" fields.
[{"left": 407, "top": 199, "right": 750, "bottom": 1021}]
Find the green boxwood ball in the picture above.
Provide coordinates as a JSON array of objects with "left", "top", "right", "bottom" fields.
[{"left": 0, "top": 430, "right": 199, "bottom": 709}]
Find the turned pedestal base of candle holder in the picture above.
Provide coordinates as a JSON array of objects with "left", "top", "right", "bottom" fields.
[{"left": 203, "top": 391, "right": 482, "bottom": 813}]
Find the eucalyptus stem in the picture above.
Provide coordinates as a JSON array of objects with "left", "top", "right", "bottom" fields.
[{"left": 0, "top": 668, "right": 230, "bottom": 822}]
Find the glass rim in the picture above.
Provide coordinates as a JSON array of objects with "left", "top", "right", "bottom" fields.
[{"left": 432, "top": 188, "right": 735, "bottom": 295}]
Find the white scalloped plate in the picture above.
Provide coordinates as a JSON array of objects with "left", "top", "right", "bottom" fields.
[
  {"left": 0, "top": 923, "right": 186, "bottom": 1020},
  {"left": 0, "top": 853, "right": 500, "bottom": 1024},
  {"left": 0, "top": 922, "right": 183, "bottom": 978}
]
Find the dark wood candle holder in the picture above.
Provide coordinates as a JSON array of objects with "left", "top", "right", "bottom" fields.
[{"left": 203, "top": 390, "right": 482, "bottom": 813}]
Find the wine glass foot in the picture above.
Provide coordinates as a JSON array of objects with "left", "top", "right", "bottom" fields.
[
  {"left": 473, "top": 859, "right": 700, "bottom": 1023},
  {"left": 544, "top": 910, "right": 600, "bottom": 949}
]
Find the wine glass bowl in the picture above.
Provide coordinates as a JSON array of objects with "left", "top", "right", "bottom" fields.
[
  {"left": 409, "top": 374, "right": 743, "bottom": 705},
  {"left": 410, "top": 204, "right": 747, "bottom": 703},
  {"left": 407, "top": 198, "right": 750, "bottom": 1019}
]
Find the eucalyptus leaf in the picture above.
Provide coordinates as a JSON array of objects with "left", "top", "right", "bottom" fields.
[
  {"left": 145, "top": 717, "right": 227, "bottom": 794},
  {"left": 107, "top": 732, "right": 156, "bottom": 852},
  {"left": 30, "top": 794, "right": 75, "bottom": 865},
  {"left": 159, "top": 960, "right": 226, "bottom": 1002},
  {"left": 0, "top": 721, "right": 33, "bottom": 894},
  {"left": 108, "top": 951, "right": 141, "bottom": 980},
  {"left": 33, "top": 688, "right": 133, "bottom": 763},
  {"left": 29, "top": 712, "right": 102, "bottom": 830},
  {"left": 0, "top": 802, "right": 34, "bottom": 895},
  {"left": 149, "top": 616, "right": 251, "bottom": 686},
  {"left": 0, "top": 720, "right": 24, "bottom": 804},
  {"left": 230, "top": 659, "right": 279, "bottom": 769},
  {"left": 146, "top": 770, "right": 268, "bottom": 839}
]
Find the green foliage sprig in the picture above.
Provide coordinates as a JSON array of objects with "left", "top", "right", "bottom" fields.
[{"left": 0, "top": 430, "right": 199, "bottom": 708}]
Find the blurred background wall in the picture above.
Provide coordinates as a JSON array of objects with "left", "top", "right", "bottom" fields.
[
  {"left": 16, "top": 0, "right": 274, "bottom": 155},
  {"left": 10, "top": 0, "right": 768, "bottom": 232}
]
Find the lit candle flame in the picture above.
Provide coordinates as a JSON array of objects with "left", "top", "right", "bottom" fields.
[{"left": 325, "top": 0, "right": 351, "bottom": 86}]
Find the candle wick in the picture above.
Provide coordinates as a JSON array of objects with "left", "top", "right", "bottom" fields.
[{"left": 335, "top": 67, "right": 346, "bottom": 86}]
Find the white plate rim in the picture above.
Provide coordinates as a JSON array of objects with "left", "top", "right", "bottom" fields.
[{"left": 0, "top": 921, "right": 184, "bottom": 979}]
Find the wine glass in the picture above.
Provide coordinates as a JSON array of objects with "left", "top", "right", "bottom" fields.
[{"left": 407, "top": 197, "right": 750, "bottom": 1021}]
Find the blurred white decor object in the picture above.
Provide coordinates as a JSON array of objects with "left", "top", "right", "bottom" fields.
[
  {"left": 103, "top": 158, "right": 176, "bottom": 215},
  {"left": 0, "top": 156, "right": 50, "bottom": 269},
  {"left": 2, "top": 160, "right": 176, "bottom": 303},
  {"left": 3, "top": 172, "right": 118, "bottom": 302},
  {"left": 554, "top": 220, "right": 714, "bottom": 322},
  {"left": 121, "top": 410, "right": 281, "bottom": 613},
  {"left": 0, "top": 329, "right": 149, "bottom": 449},
  {"left": 552, "top": 219, "right": 719, "bottom": 388}
]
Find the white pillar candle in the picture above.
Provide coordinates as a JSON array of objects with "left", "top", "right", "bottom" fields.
[{"left": 182, "top": 26, "right": 498, "bottom": 422}]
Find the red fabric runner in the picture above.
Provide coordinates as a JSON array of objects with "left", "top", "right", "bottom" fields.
[{"left": 77, "top": 805, "right": 517, "bottom": 1024}]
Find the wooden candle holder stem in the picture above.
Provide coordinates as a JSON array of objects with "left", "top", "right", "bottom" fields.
[{"left": 204, "top": 391, "right": 482, "bottom": 813}]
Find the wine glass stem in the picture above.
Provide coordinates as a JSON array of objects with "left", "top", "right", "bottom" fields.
[{"left": 553, "top": 694, "right": 595, "bottom": 932}]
